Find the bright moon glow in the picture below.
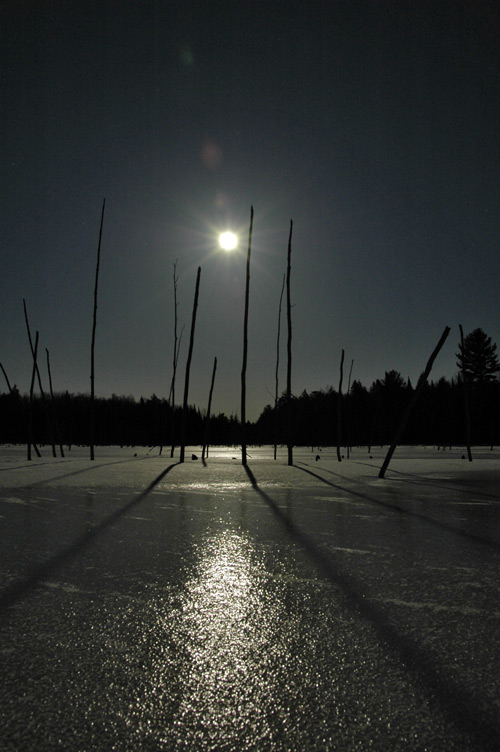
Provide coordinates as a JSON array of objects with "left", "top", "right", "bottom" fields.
[{"left": 219, "top": 231, "right": 238, "bottom": 251}]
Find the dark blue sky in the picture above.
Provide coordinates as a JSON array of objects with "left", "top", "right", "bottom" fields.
[{"left": 2, "top": 0, "right": 500, "bottom": 420}]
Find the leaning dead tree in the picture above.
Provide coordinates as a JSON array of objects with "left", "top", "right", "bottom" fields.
[
  {"left": 23, "top": 299, "right": 56, "bottom": 457},
  {"left": 286, "top": 219, "right": 293, "bottom": 466},
  {"left": 378, "top": 326, "right": 451, "bottom": 478},
  {"left": 27, "top": 332, "right": 39, "bottom": 461},
  {"left": 0, "top": 363, "right": 13, "bottom": 393},
  {"left": 459, "top": 324, "right": 473, "bottom": 462},
  {"left": 90, "top": 198, "right": 105, "bottom": 461},
  {"left": 241, "top": 206, "right": 254, "bottom": 466},
  {"left": 180, "top": 266, "right": 201, "bottom": 463},
  {"left": 336, "top": 349, "right": 344, "bottom": 462},
  {"left": 274, "top": 274, "right": 285, "bottom": 460},
  {"left": 202, "top": 356, "right": 217, "bottom": 462}
]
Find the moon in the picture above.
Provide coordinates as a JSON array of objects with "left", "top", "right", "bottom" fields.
[{"left": 219, "top": 231, "right": 238, "bottom": 251}]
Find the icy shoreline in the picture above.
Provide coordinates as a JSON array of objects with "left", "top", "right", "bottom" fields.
[{"left": 1, "top": 442, "right": 499, "bottom": 490}]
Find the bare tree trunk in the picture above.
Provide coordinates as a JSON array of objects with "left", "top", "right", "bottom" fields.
[
  {"left": 286, "top": 219, "right": 293, "bottom": 466},
  {"left": 379, "top": 326, "right": 451, "bottom": 478},
  {"left": 241, "top": 206, "right": 254, "bottom": 466},
  {"left": 336, "top": 349, "right": 344, "bottom": 462},
  {"left": 169, "top": 261, "right": 178, "bottom": 456},
  {"left": 202, "top": 356, "right": 217, "bottom": 462},
  {"left": 459, "top": 324, "right": 473, "bottom": 462},
  {"left": 46, "top": 348, "right": 65, "bottom": 457},
  {"left": 180, "top": 266, "right": 201, "bottom": 463},
  {"left": 0, "top": 363, "right": 13, "bottom": 393},
  {"left": 28, "top": 332, "right": 39, "bottom": 461},
  {"left": 90, "top": 198, "right": 105, "bottom": 461},
  {"left": 274, "top": 274, "right": 285, "bottom": 460},
  {"left": 169, "top": 327, "right": 183, "bottom": 454},
  {"left": 157, "top": 260, "right": 183, "bottom": 458},
  {"left": 23, "top": 299, "right": 56, "bottom": 456},
  {"left": 346, "top": 359, "right": 354, "bottom": 458}
]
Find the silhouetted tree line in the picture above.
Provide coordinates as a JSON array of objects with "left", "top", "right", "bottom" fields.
[
  {"left": 2, "top": 328, "right": 499, "bottom": 451},
  {"left": 253, "top": 372, "right": 500, "bottom": 448},
  {"left": 1, "top": 374, "right": 499, "bottom": 450},
  {"left": 0, "top": 390, "right": 241, "bottom": 449},
  {"left": 253, "top": 327, "right": 500, "bottom": 448}
]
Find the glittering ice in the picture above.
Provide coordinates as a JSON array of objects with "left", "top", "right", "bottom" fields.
[{"left": 1, "top": 445, "right": 500, "bottom": 750}]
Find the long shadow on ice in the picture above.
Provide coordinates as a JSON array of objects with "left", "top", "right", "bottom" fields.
[
  {"left": 13, "top": 454, "right": 155, "bottom": 488},
  {"left": 351, "top": 458, "right": 500, "bottom": 501},
  {"left": 296, "top": 462, "right": 500, "bottom": 552},
  {"left": 244, "top": 463, "right": 500, "bottom": 751},
  {"left": 0, "top": 462, "right": 180, "bottom": 613}
]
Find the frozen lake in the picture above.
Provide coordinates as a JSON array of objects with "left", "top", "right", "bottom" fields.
[{"left": 1, "top": 444, "right": 499, "bottom": 750}]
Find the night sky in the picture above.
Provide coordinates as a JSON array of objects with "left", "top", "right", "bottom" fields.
[{"left": 2, "top": 1, "right": 500, "bottom": 421}]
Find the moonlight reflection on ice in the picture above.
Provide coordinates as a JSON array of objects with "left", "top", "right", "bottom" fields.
[
  {"left": 115, "top": 527, "right": 286, "bottom": 746},
  {"left": 169, "top": 528, "right": 282, "bottom": 745}
]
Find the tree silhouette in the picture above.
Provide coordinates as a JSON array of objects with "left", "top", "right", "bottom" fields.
[
  {"left": 379, "top": 326, "right": 450, "bottom": 478},
  {"left": 180, "top": 266, "right": 201, "bottom": 463},
  {"left": 286, "top": 219, "right": 293, "bottom": 466},
  {"left": 241, "top": 206, "right": 254, "bottom": 466},
  {"left": 90, "top": 198, "right": 105, "bottom": 460},
  {"left": 456, "top": 328, "right": 500, "bottom": 384}
]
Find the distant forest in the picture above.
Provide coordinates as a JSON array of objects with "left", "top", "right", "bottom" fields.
[
  {"left": 259, "top": 373, "right": 500, "bottom": 449},
  {"left": 1, "top": 371, "right": 499, "bottom": 451},
  {"left": 2, "top": 328, "right": 499, "bottom": 452}
]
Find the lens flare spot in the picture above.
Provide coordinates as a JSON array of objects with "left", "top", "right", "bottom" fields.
[{"left": 201, "top": 141, "right": 222, "bottom": 170}]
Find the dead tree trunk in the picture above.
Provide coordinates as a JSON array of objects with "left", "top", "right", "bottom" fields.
[
  {"left": 28, "top": 331, "right": 39, "bottom": 461},
  {"left": 286, "top": 219, "right": 293, "bottom": 466},
  {"left": 0, "top": 363, "right": 13, "bottom": 393},
  {"left": 90, "top": 198, "right": 105, "bottom": 460},
  {"left": 241, "top": 206, "right": 254, "bottom": 466},
  {"left": 169, "top": 261, "right": 181, "bottom": 457},
  {"left": 159, "top": 260, "right": 183, "bottom": 458},
  {"left": 346, "top": 359, "right": 354, "bottom": 459},
  {"left": 166, "top": 327, "right": 184, "bottom": 457},
  {"left": 336, "top": 349, "right": 344, "bottom": 462},
  {"left": 45, "top": 348, "right": 65, "bottom": 457},
  {"left": 274, "top": 274, "right": 285, "bottom": 460},
  {"left": 180, "top": 266, "right": 201, "bottom": 463},
  {"left": 459, "top": 324, "right": 473, "bottom": 462},
  {"left": 379, "top": 326, "right": 451, "bottom": 478},
  {"left": 202, "top": 356, "right": 217, "bottom": 462},
  {"left": 23, "top": 299, "right": 56, "bottom": 457}
]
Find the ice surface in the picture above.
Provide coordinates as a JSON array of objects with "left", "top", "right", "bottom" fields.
[{"left": 1, "top": 444, "right": 500, "bottom": 750}]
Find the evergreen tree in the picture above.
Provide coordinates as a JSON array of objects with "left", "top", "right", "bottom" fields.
[{"left": 456, "top": 328, "right": 500, "bottom": 384}]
